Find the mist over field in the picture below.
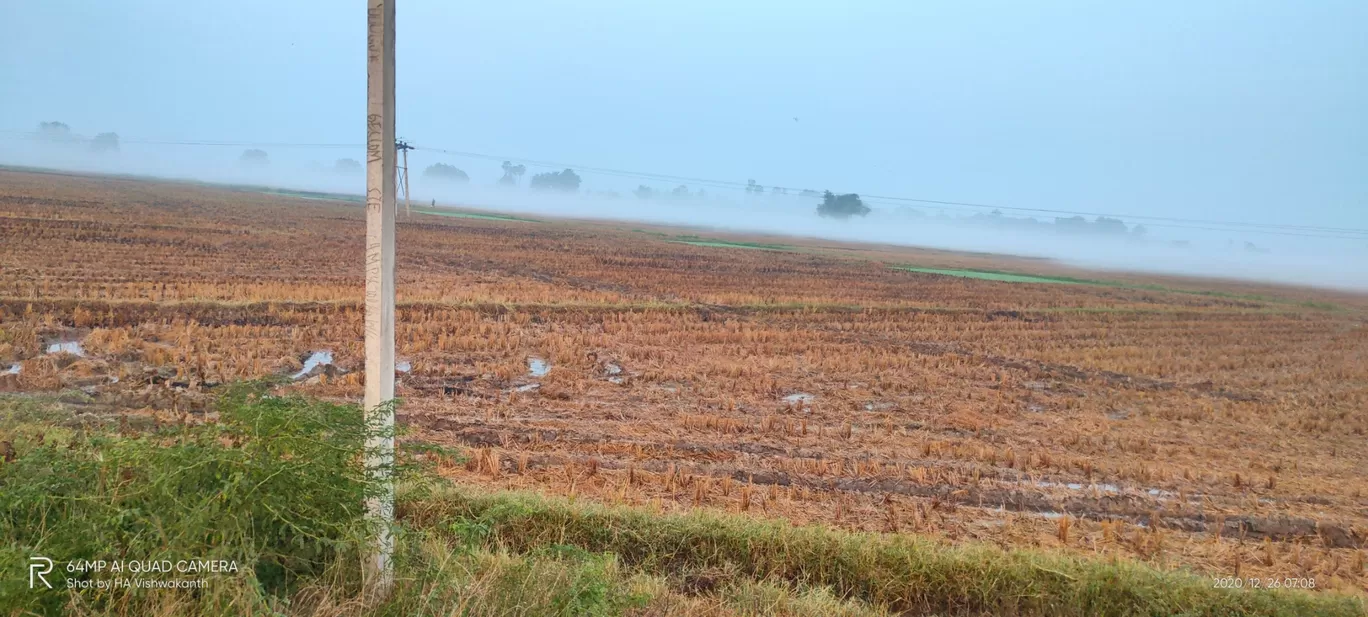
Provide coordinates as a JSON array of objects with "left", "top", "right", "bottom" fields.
[
  {"left": 5, "top": 1, "right": 1366, "bottom": 292},
  {"left": 5, "top": 138, "right": 1366, "bottom": 292}
]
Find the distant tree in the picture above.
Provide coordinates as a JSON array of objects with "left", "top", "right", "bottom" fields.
[
  {"left": 90, "top": 132, "right": 119, "bottom": 153},
  {"left": 1093, "top": 216, "right": 1129, "bottom": 235},
  {"left": 1054, "top": 215, "right": 1090, "bottom": 233},
  {"left": 239, "top": 149, "right": 269, "bottom": 167},
  {"left": 816, "top": 190, "right": 870, "bottom": 219},
  {"left": 38, "top": 121, "right": 72, "bottom": 141},
  {"left": 671, "top": 184, "right": 691, "bottom": 198},
  {"left": 634, "top": 185, "right": 656, "bottom": 199},
  {"left": 1055, "top": 215, "right": 1128, "bottom": 235},
  {"left": 333, "top": 158, "right": 362, "bottom": 174},
  {"left": 799, "top": 189, "right": 820, "bottom": 198},
  {"left": 423, "top": 162, "right": 469, "bottom": 183},
  {"left": 499, "top": 161, "right": 527, "bottom": 186},
  {"left": 529, "top": 168, "right": 581, "bottom": 192},
  {"left": 745, "top": 179, "right": 765, "bottom": 195},
  {"left": 1130, "top": 224, "right": 1148, "bottom": 239}
]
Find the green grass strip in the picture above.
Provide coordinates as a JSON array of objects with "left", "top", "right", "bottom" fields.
[
  {"left": 412, "top": 207, "right": 541, "bottom": 222},
  {"left": 896, "top": 266, "right": 1085, "bottom": 285},
  {"left": 671, "top": 240, "right": 793, "bottom": 251},
  {"left": 401, "top": 487, "right": 1366, "bottom": 617}
]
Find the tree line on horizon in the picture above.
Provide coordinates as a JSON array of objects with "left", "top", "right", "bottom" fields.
[
  {"left": 33, "top": 120, "right": 870, "bottom": 221},
  {"left": 35, "top": 121, "right": 119, "bottom": 153},
  {"left": 34, "top": 122, "right": 1144, "bottom": 230},
  {"left": 324, "top": 156, "right": 876, "bottom": 220}
]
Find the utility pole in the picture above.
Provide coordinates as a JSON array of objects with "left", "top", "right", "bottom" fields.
[
  {"left": 396, "top": 139, "right": 414, "bottom": 218},
  {"left": 364, "top": 0, "right": 396, "bottom": 597}
]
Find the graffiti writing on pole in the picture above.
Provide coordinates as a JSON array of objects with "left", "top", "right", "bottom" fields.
[
  {"left": 366, "top": 115, "right": 383, "bottom": 165},
  {"left": 367, "top": 7, "right": 381, "bottom": 64}
]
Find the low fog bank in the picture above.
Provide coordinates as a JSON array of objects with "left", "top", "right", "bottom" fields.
[
  {"left": 3, "top": 140, "right": 1365, "bottom": 292},
  {"left": 0, "top": 139, "right": 370, "bottom": 195},
  {"left": 428, "top": 185, "right": 1368, "bottom": 292}
]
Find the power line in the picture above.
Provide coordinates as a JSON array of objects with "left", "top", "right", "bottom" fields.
[{"left": 4, "top": 129, "right": 1364, "bottom": 239}]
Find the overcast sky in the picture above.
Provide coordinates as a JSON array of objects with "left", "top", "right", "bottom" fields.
[{"left": 2, "top": 0, "right": 1365, "bottom": 230}]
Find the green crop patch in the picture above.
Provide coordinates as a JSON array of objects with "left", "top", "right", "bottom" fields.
[
  {"left": 895, "top": 266, "right": 1088, "bottom": 285},
  {"left": 670, "top": 239, "right": 794, "bottom": 251},
  {"left": 413, "top": 208, "right": 540, "bottom": 222}
]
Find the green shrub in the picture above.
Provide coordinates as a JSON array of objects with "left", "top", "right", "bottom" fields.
[{"left": 0, "top": 385, "right": 386, "bottom": 615}]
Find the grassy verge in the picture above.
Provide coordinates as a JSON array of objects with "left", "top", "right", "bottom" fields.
[
  {"left": 401, "top": 488, "right": 1364, "bottom": 617},
  {"left": 1, "top": 390, "right": 1362, "bottom": 616}
]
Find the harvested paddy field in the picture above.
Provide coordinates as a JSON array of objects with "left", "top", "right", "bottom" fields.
[{"left": 3, "top": 168, "right": 1367, "bottom": 596}]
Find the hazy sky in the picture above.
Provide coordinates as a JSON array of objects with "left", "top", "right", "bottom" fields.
[{"left": 3, "top": 0, "right": 1365, "bottom": 229}]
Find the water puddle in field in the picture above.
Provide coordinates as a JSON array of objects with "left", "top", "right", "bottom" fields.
[
  {"left": 514, "top": 383, "right": 540, "bottom": 393},
  {"left": 46, "top": 341, "right": 85, "bottom": 356},
  {"left": 293, "top": 350, "right": 334, "bottom": 380},
  {"left": 605, "top": 362, "right": 623, "bottom": 376},
  {"left": 528, "top": 358, "right": 550, "bottom": 377},
  {"left": 396, "top": 360, "right": 412, "bottom": 373},
  {"left": 995, "top": 505, "right": 1065, "bottom": 519},
  {"left": 783, "top": 393, "right": 815, "bottom": 404},
  {"left": 1033, "top": 480, "right": 1120, "bottom": 493},
  {"left": 5, "top": 364, "right": 19, "bottom": 375},
  {"left": 1032, "top": 480, "right": 1184, "bottom": 501}
]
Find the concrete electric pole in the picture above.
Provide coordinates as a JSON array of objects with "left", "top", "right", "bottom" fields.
[
  {"left": 364, "top": 0, "right": 396, "bottom": 596},
  {"left": 396, "top": 139, "right": 414, "bottom": 218}
]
